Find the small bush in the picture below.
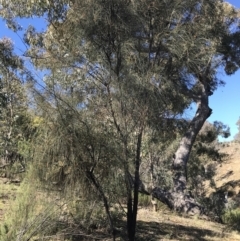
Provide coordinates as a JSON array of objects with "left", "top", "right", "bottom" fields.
[
  {"left": 0, "top": 181, "right": 61, "bottom": 241},
  {"left": 138, "top": 193, "right": 151, "bottom": 207},
  {"left": 222, "top": 208, "right": 240, "bottom": 230},
  {"left": 200, "top": 191, "right": 228, "bottom": 222},
  {"left": 138, "top": 193, "right": 165, "bottom": 211}
]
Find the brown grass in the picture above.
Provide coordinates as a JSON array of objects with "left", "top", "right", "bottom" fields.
[
  {"left": 134, "top": 208, "right": 240, "bottom": 241},
  {"left": 2, "top": 142, "right": 240, "bottom": 241},
  {"left": 212, "top": 142, "right": 240, "bottom": 194},
  {"left": 0, "top": 177, "right": 19, "bottom": 221}
]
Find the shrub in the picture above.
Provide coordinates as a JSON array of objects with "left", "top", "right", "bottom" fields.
[
  {"left": 138, "top": 193, "right": 152, "bottom": 207},
  {"left": 0, "top": 181, "right": 61, "bottom": 241},
  {"left": 222, "top": 208, "right": 240, "bottom": 230},
  {"left": 200, "top": 191, "right": 228, "bottom": 222}
]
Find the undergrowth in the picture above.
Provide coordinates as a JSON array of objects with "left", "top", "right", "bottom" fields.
[{"left": 222, "top": 208, "right": 240, "bottom": 231}]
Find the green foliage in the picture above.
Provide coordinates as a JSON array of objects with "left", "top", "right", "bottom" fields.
[
  {"left": 222, "top": 208, "right": 240, "bottom": 230},
  {"left": 200, "top": 191, "right": 228, "bottom": 222},
  {"left": 68, "top": 196, "right": 123, "bottom": 231},
  {"left": 0, "top": 181, "right": 60, "bottom": 241},
  {"left": 187, "top": 121, "right": 230, "bottom": 197},
  {"left": 0, "top": 37, "right": 34, "bottom": 177},
  {"left": 0, "top": 162, "right": 120, "bottom": 241},
  {"left": 0, "top": 1, "right": 240, "bottom": 239},
  {"left": 138, "top": 194, "right": 152, "bottom": 208},
  {"left": 138, "top": 193, "right": 165, "bottom": 212}
]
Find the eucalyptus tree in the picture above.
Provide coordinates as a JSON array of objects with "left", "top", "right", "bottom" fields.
[
  {"left": 1, "top": 0, "right": 240, "bottom": 240},
  {"left": 0, "top": 37, "right": 31, "bottom": 175}
]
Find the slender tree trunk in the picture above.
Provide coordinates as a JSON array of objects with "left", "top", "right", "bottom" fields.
[
  {"left": 153, "top": 78, "right": 213, "bottom": 214},
  {"left": 126, "top": 187, "right": 133, "bottom": 240},
  {"left": 123, "top": 139, "right": 133, "bottom": 240},
  {"left": 86, "top": 170, "right": 116, "bottom": 240},
  {"left": 126, "top": 131, "right": 142, "bottom": 241}
]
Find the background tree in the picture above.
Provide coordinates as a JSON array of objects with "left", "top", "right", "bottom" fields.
[
  {"left": 0, "top": 37, "right": 32, "bottom": 177},
  {"left": 234, "top": 117, "right": 240, "bottom": 141},
  {"left": 188, "top": 121, "right": 230, "bottom": 196}
]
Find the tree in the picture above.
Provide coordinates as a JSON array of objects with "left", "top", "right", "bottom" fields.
[
  {"left": 1, "top": 0, "right": 240, "bottom": 240},
  {"left": 234, "top": 117, "right": 240, "bottom": 141},
  {"left": 0, "top": 37, "right": 31, "bottom": 176},
  {"left": 188, "top": 121, "right": 230, "bottom": 194}
]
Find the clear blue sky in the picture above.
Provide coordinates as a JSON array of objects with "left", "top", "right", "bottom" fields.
[{"left": 0, "top": 1, "right": 240, "bottom": 141}]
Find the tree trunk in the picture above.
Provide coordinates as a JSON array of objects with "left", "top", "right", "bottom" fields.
[
  {"left": 127, "top": 131, "right": 142, "bottom": 241},
  {"left": 86, "top": 170, "right": 116, "bottom": 240},
  {"left": 152, "top": 187, "right": 203, "bottom": 215},
  {"left": 172, "top": 82, "right": 212, "bottom": 193},
  {"left": 153, "top": 78, "right": 212, "bottom": 214}
]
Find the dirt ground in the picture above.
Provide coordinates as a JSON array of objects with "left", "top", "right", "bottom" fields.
[{"left": 135, "top": 208, "right": 240, "bottom": 241}]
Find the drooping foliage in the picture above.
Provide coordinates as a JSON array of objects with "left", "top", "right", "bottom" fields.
[{"left": 0, "top": 0, "right": 240, "bottom": 240}]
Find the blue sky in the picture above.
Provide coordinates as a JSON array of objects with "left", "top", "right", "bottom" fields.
[
  {"left": 184, "top": 0, "right": 240, "bottom": 142},
  {"left": 0, "top": 1, "right": 240, "bottom": 141},
  {"left": 208, "top": 0, "right": 240, "bottom": 141}
]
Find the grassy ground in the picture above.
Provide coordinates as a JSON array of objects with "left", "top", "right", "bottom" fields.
[
  {"left": 1, "top": 142, "right": 240, "bottom": 240},
  {"left": 1, "top": 179, "right": 240, "bottom": 241},
  {"left": 135, "top": 208, "right": 240, "bottom": 241},
  {"left": 215, "top": 142, "right": 240, "bottom": 191},
  {"left": 203, "top": 141, "right": 240, "bottom": 197},
  {"left": 0, "top": 177, "right": 19, "bottom": 221}
]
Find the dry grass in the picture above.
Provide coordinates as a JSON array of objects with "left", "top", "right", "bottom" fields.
[
  {"left": 129, "top": 142, "right": 240, "bottom": 241},
  {"left": 4, "top": 180, "right": 240, "bottom": 241},
  {"left": 0, "top": 177, "right": 19, "bottom": 221},
  {"left": 134, "top": 208, "right": 240, "bottom": 241},
  {"left": 212, "top": 142, "right": 240, "bottom": 194},
  {"left": 2, "top": 143, "right": 240, "bottom": 241}
]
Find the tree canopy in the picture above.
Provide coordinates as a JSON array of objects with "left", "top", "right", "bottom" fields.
[{"left": 0, "top": 0, "right": 240, "bottom": 240}]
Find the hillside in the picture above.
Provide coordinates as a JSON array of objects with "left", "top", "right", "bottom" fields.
[
  {"left": 212, "top": 141, "right": 240, "bottom": 197},
  {"left": 136, "top": 142, "right": 240, "bottom": 240}
]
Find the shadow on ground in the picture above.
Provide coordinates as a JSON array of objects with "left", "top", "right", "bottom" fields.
[{"left": 134, "top": 220, "right": 224, "bottom": 241}]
